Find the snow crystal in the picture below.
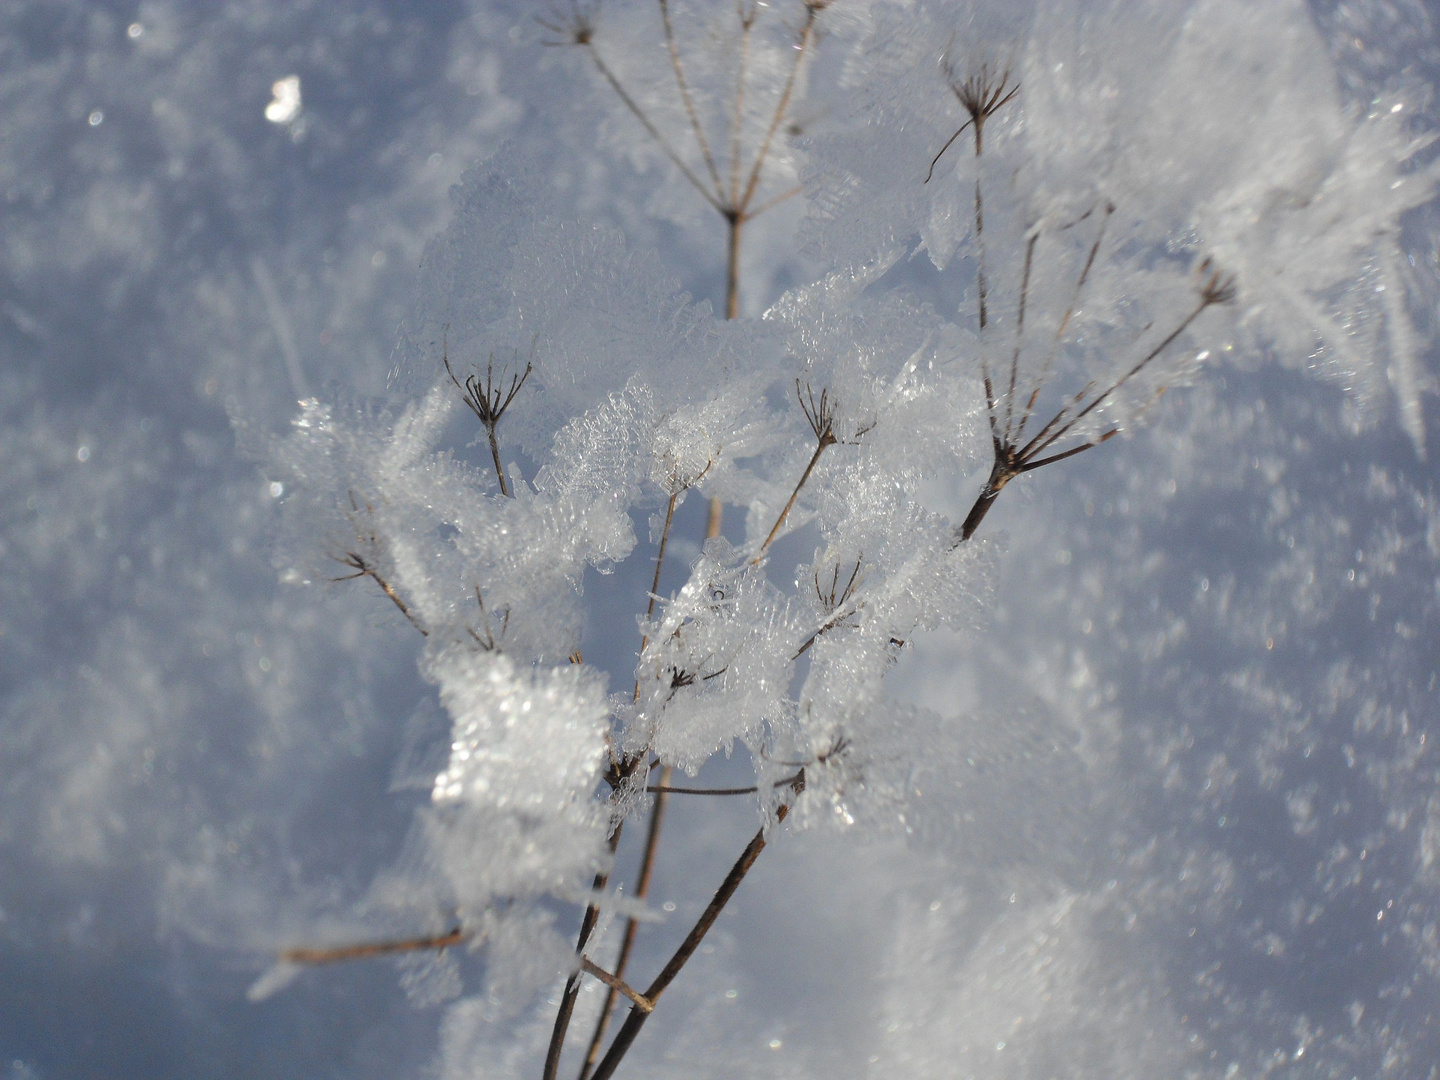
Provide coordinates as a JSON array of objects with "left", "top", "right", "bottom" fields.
[{"left": 430, "top": 650, "right": 608, "bottom": 813}]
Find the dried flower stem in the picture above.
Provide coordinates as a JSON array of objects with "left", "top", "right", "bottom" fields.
[
  {"left": 647, "top": 770, "right": 804, "bottom": 796},
  {"left": 658, "top": 0, "right": 723, "bottom": 195},
  {"left": 577, "top": 764, "right": 673, "bottom": 1080},
  {"left": 754, "top": 381, "right": 844, "bottom": 560},
  {"left": 544, "top": 827, "right": 625, "bottom": 1080},
  {"left": 551, "top": 1, "right": 818, "bottom": 319},
  {"left": 444, "top": 335, "right": 533, "bottom": 497},
  {"left": 281, "top": 926, "right": 467, "bottom": 965},
  {"left": 332, "top": 552, "right": 428, "bottom": 637},
  {"left": 587, "top": 772, "right": 806, "bottom": 1080},
  {"left": 580, "top": 959, "right": 654, "bottom": 1013},
  {"left": 957, "top": 262, "right": 1234, "bottom": 542}
]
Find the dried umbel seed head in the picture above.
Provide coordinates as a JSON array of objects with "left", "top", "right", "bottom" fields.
[
  {"left": 536, "top": 1, "right": 598, "bottom": 47},
  {"left": 947, "top": 59, "right": 1019, "bottom": 131}
]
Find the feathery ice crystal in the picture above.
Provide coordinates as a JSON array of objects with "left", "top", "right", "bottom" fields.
[{"left": 263, "top": 0, "right": 1438, "bottom": 1074}]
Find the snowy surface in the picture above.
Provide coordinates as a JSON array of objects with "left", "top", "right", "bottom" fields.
[{"left": 2, "top": 2, "right": 1439, "bottom": 1078}]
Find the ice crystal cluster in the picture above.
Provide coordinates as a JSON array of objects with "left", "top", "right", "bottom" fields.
[
  {"left": 3, "top": 0, "right": 1438, "bottom": 1077},
  {"left": 266, "top": 0, "right": 1438, "bottom": 1041}
]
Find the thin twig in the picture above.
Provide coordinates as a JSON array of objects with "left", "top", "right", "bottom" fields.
[
  {"left": 587, "top": 772, "right": 806, "bottom": 1080},
  {"left": 1003, "top": 232, "right": 1039, "bottom": 442},
  {"left": 281, "top": 927, "right": 466, "bottom": 965},
  {"left": 585, "top": 44, "right": 723, "bottom": 212},
  {"left": 745, "top": 182, "right": 804, "bottom": 220},
  {"left": 634, "top": 490, "right": 681, "bottom": 699},
  {"left": 925, "top": 118, "right": 973, "bottom": 183},
  {"left": 737, "top": 5, "right": 817, "bottom": 215},
  {"left": 544, "top": 824, "right": 625, "bottom": 1080},
  {"left": 658, "top": 0, "right": 723, "bottom": 198},
  {"left": 578, "top": 765, "right": 673, "bottom": 1080},
  {"left": 728, "top": 5, "right": 754, "bottom": 208},
  {"left": 755, "top": 439, "right": 828, "bottom": 559},
  {"left": 1015, "top": 202, "right": 1114, "bottom": 441},
  {"left": 753, "top": 381, "right": 841, "bottom": 560},
  {"left": 333, "top": 552, "right": 427, "bottom": 637},
  {"left": 956, "top": 262, "right": 1234, "bottom": 544},
  {"left": 580, "top": 959, "right": 654, "bottom": 1013},
  {"left": 646, "top": 770, "right": 804, "bottom": 796}
]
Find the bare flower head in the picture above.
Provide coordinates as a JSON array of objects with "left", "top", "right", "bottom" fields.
[
  {"left": 1197, "top": 257, "right": 1238, "bottom": 306},
  {"left": 946, "top": 57, "right": 1019, "bottom": 131},
  {"left": 443, "top": 333, "right": 535, "bottom": 496},
  {"left": 927, "top": 51, "right": 1020, "bottom": 181},
  {"left": 814, "top": 555, "right": 863, "bottom": 617},
  {"left": 536, "top": 1, "right": 598, "bottom": 46},
  {"left": 444, "top": 340, "right": 534, "bottom": 432},
  {"left": 797, "top": 379, "right": 838, "bottom": 446}
]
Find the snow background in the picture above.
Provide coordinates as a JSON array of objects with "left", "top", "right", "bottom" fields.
[{"left": 1, "top": 1, "right": 1437, "bottom": 1078}]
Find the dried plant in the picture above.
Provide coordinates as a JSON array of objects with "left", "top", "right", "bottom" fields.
[
  {"left": 262, "top": 4, "right": 1438, "bottom": 1078},
  {"left": 540, "top": 0, "right": 823, "bottom": 320},
  {"left": 444, "top": 335, "right": 534, "bottom": 497}
]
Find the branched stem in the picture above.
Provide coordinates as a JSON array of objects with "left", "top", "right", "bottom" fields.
[
  {"left": 281, "top": 927, "right": 466, "bottom": 965},
  {"left": 332, "top": 552, "right": 428, "bottom": 637},
  {"left": 754, "top": 381, "right": 852, "bottom": 560},
  {"left": 544, "top": 825, "right": 625, "bottom": 1080},
  {"left": 444, "top": 335, "right": 533, "bottom": 497},
  {"left": 956, "top": 261, "right": 1234, "bottom": 544},
  {"left": 577, "top": 765, "right": 673, "bottom": 1080},
  {"left": 658, "top": 0, "right": 723, "bottom": 195},
  {"left": 548, "top": 1, "right": 817, "bottom": 318},
  {"left": 587, "top": 772, "right": 806, "bottom": 1080},
  {"left": 738, "top": 6, "right": 817, "bottom": 214},
  {"left": 756, "top": 436, "right": 830, "bottom": 559},
  {"left": 584, "top": 41, "right": 722, "bottom": 211}
]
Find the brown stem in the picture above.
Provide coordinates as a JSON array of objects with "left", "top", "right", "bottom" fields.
[
  {"left": 587, "top": 774, "right": 805, "bottom": 1080},
  {"left": 487, "top": 424, "right": 510, "bottom": 497},
  {"left": 336, "top": 555, "right": 428, "bottom": 637},
  {"left": 958, "top": 479, "right": 1002, "bottom": 543},
  {"left": 745, "top": 183, "right": 804, "bottom": 221},
  {"left": 281, "top": 927, "right": 466, "bottom": 965},
  {"left": 1003, "top": 233, "right": 1038, "bottom": 442},
  {"left": 1016, "top": 203, "right": 1113, "bottom": 442},
  {"left": 578, "top": 767, "right": 673, "bottom": 1080},
  {"left": 754, "top": 436, "right": 832, "bottom": 561},
  {"left": 737, "top": 7, "right": 816, "bottom": 214},
  {"left": 974, "top": 176, "right": 987, "bottom": 331},
  {"left": 580, "top": 959, "right": 654, "bottom": 1013},
  {"left": 585, "top": 44, "right": 721, "bottom": 212},
  {"left": 1019, "top": 297, "right": 1209, "bottom": 463},
  {"left": 372, "top": 573, "right": 425, "bottom": 635},
  {"left": 793, "top": 616, "right": 841, "bottom": 658},
  {"left": 577, "top": 485, "right": 678, "bottom": 1074},
  {"left": 543, "top": 825, "right": 625, "bottom": 1080},
  {"left": 646, "top": 492, "right": 680, "bottom": 625},
  {"left": 725, "top": 213, "right": 743, "bottom": 320},
  {"left": 647, "top": 770, "right": 803, "bottom": 797},
  {"left": 728, "top": 12, "right": 753, "bottom": 208},
  {"left": 658, "top": 0, "right": 723, "bottom": 198},
  {"left": 633, "top": 489, "right": 681, "bottom": 705}
]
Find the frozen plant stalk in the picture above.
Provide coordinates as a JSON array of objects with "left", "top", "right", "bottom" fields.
[{"left": 261, "top": 1, "right": 1438, "bottom": 1077}]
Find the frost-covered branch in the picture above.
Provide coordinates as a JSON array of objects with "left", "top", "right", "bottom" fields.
[{"left": 259, "top": 3, "right": 1440, "bottom": 1077}]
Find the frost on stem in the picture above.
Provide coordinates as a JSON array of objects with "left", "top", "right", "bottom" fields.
[
  {"left": 958, "top": 254, "right": 1237, "bottom": 542},
  {"left": 444, "top": 334, "right": 533, "bottom": 497},
  {"left": 541, "top": 0, "right": 824, "bottom": 318},
  {"left": 259, "top": 3, "right": 1440, "bottom": 1077},
  {"left": 805, "top": 0, "right": 1440, "bottom": 449}
]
